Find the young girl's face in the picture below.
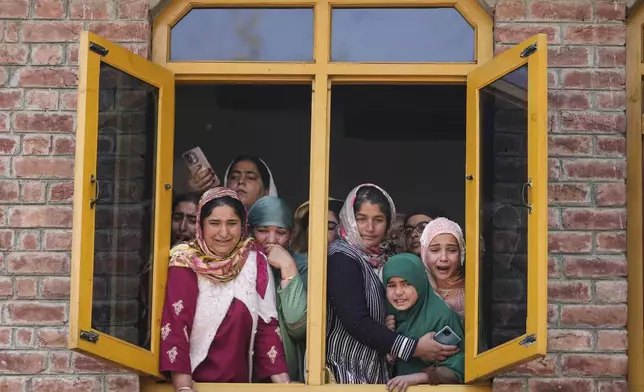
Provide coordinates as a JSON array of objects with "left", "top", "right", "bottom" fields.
[
  {"left": 386, "top": 277, "right": 419, "bottom": 311},
  {"left": 425, "top": 233, "right": 461, "bottom": 281}
]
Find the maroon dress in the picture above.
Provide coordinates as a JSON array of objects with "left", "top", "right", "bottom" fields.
[{"left": 159, "top": 251, "right": 287, "bottom": 382}]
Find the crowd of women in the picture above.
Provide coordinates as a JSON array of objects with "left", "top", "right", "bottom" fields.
[{"left": 160, "top": 155, "right": 467, "bottom": 392}]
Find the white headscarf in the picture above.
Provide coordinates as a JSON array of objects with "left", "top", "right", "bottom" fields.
[
  {"left": 420, "top": 217, "right": 466, "bottom": 266},
  {"left": 223, "top": 157, "right": 278, "bottom": 197}
]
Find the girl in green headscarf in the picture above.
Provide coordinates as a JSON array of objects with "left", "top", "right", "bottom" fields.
[{"left": 383, "top": 253, "right": 464, "bottom": 391}]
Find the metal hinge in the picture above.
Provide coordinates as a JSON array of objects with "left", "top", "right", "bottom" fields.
[
  {"left": 519, "top": 334, "right": 536, "bottom": 347},
  {"left": 80, "top": 330, "right": 99, "bottom": 343},
  {"left": 520, "top": 43, "right": 537, "bottom": 58},
  {"left": 89, "top": 42, "right": 109, "bottom": 57}
]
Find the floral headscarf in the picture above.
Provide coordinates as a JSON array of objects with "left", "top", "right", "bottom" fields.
[
  {"left": 169, "top": 187, "right": 256, "bottom": 283},
  {"left": 420, "top": 217, "right": 465, "bottom": 266},
  {"left": 338, "top": 183, "right": 397, "bottom": 268}
]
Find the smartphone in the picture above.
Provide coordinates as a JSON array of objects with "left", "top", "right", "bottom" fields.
[
  {"left": 434, "top": 326, "right": 461, "bottom": 346},
  {"left": 182, "top": 147, "right": 220, "bottom": 185}
]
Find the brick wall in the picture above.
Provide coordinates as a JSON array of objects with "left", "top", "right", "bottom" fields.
[
  {"left": 0, "top": 0, "right": 149, "bottom": 390},
  {"left": 492, "top": 0, "right": 628, "bottom": 391}
]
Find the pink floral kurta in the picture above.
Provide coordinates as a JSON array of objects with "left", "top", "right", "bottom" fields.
[{"left": 159, "top": 251, "right": 287, "bottom": 382}]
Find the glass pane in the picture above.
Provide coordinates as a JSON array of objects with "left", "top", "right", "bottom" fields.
[
  {"left": 331, "top": 8, "right": 474, "bottom": 62},
  {"left": 478, "top": 65, "right": 529, "bottom": 354},
  {"left": 92, "top": 62, "right": 158, "bottom": 350},
  {"left": 170, "top": 8, "right": 314, "bottom": 61}
]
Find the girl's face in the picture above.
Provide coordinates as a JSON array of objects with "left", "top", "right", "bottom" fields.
[
  {"left": 328, "top": 210, "right": 339, "bottom": 244},
  {"left": 424, "top": 233, "right": 461, "bottom": 281},
  {"left": 386, "top": 276, "right": 419, "bottom": 311},
  {"left": 201, "top": 205, "right": 243, "bottom": 256},
  {"left": 355, "top": 202, "right": 388, "bottom": 248},
  {"left": 403, "top": 214, "right": 433, "bottom": 256},
  {"left": 227, "top": 160, "right": 268, "bottom": 207},
  {"left": 253, "top": 226, "right": 291, "bottom": 247}
]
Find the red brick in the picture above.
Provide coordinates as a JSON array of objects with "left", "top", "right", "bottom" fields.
[
  {"left": 13, "top": 157, "right": 74, "bottom": 178},
  {"left": 25, "top": 90, "right": 58, "bottom": 110},
  {"left": 41, "top": 277, "right": 69, "bottom": 298},
  {"left": 563, "top": 255, "right": 627, "bottom": 277},
  {"left": 562, "top": 159, "right": 625, "bottom": 180},
  {"left": 0, "top": 0, "right": 28, "bottom": 18},
  {"left": 597, "top": 330, "right": 626, "bottom": 352},
  {"left": 0, "top": 44, "right": 28, "bottom": 65},
  {"left": 34, "top": 0, "right": 65, "bottom": 18},
  {"left": 4, "top": 302, "right": 66, "bottom": 324},
  {"left": 71, "top": 352, "right": 123, "bottom": 373},
  {"left": 0, "top": 327, "right": 12, "bottom": 347},
  {"left": 561, "top": 70, "right": 624, "bottom": 90},
  {"left": 60, "top": 91, "right": 77, "bottom": 110},
  {"left": 530, "top": 1, "right": 592, "bottom": 20},
  {"left": 13, "top": 67, "right": 78, "bottom": 87},
  {"left": 548, "top": 280, "right": 591, "bottom": 302},
  {"left": 493, "top": 379, "right": 526, "bottom": 392},
  {"left": 37, "top": 328, "right": 67, "bottom": 348},
  {"left": 0, "top": 66, "right": 5, "bottom": 86},
  {"left": 598, "top": 380, "right": 628, "bottom": 392},
  {"left": 596, "top": 2, "right": 625, "bottom": 21},
  {"left": 0, "top": 135, "right": 18, "bottom": 154},
  {"left": 548, "top": 135, "right": 592, "bottom": 156},
  {"left": 596, "top": 231, "right": 626, "bottom": 253},
  {"left": 89, "top": 21, "right": 149, "bottom": 42},
  {"left": 49, "top": 181, "right": 74, "bottom": 202},
  {"left": 561, "top": 304, "right": 626, "bottom": 327},
  {"left": 529, "top": 378, "right": 595, "bottom": 392},
  {"left": 495, "top": 0, "right": 526, "bottom": 20},
  {"left": 121, "top": 43, "right": 149, "bottom": 59},
  {"left": 53, "top": 136, "right": 75, "bottom": 155},
  {"left": 560, "top": 112, "right": 625, "bottom": 133},
  {"left": 5, "top": 22, "right": 19, "bottom": 42},
  {"left": 22, "top": 22, "right": 83, "bottom": 42},
  {"left": 494, "top": 24, "right": 560, "bottom": 44},
  {"left": 549, "top": 183, "right": 591, "bottom": 205},
  {"left": 549, "top": 158, "right": 561, "bottom": 180},
  {"left": 549, "top": 232, "right": 592, "bottom": 253},
  {"left": 8, "top": 206, "right": 73, "bottom": 227},
  {"left": 70, "top": 0, "right": 115, "bottom": 19},
  {"left": 0, "top": 181, "right": 19, "bottom": 202},
  {"left": 22, "top": 135, "right": 51, "bottom": 155},
  {"left": 7, "top": 252, "right": 69, "bottom": 274},
  {"left": 548, "top": 90, "right": 590, "bottom": 110},
  {"left": 596, "top": 136, "right": 625, "bottom": 156},
  {"left": 547, "top": 329, "right": 593, "bottom": 351},
  {"left": 564, "top": 25, "right": 625, "bottom": 45},
  {"left": 48, "top": 352, "right": 71, "bottom": 373},
  {"left": 562, "top": 208, "right": 626, "bottom": 230},
  {"left": 562, "top": 354, "right": 627, "bottom": 376},
  {"left": 0, "top": 277, "right": 13, "bottom": 297},
  {"left": 0, "top": 113, "right": 8, "bottom": 132},
  {"left": 0, "top": 352, "right": 46, "bottom": 373},
  {"left": 44, "top": 230, "right": 72, "bottom": 250},
  {"left": 30, "top": 44, "right": 64, "bottom": 66},
  {"left": 548, "top": 256, "right": 559, "bottom": 277},
  {"left": 14, "top": 113, "right": 73, "bottom": 133},
  {"left": 18, "top": 231, "right": 39, "bottom": 250},
  {"left": 595, "top": 183, "right": 626, "bottom": 206},
  {"left": 31, "top": 377, "right": 102, "bottom": 392},
  {"left": 0, "top": 89, "right": 23, "bottom": 109},
  {"left": 549, "top": 208, "right": 561, "bottom": 228},
  {"left": 15, "top": 328, "right": 33, "bottom": 346},
  {"left": 0, "top": 230, "right": 14, "bottom": 249},
  {"left": 0, "top": 377, "right": 27, "bottom": 392},
  {"left": 66, "top": 44, "right": 79, "bottom": 65},
  {"left": 596, "top": 91, "right": 626, "bottom": 110},
  {"left": 549, "top": 70, "right": 558, "bottom": 87},
  {"left": 0, "top": 158, "right": 8, "bottom": 176},
  {"left": 508, "top": 355, "right": 557, "bottom": 376},
  {"left": 596, "top": 280, "right": 627, "bottom": 304},
  {"left": 596, "top": 47, "right": 626, "bottom": 68},
  {"left": 118, "top": 0, "right": 148, "bottom": 19},
  {"left": 22, "top": 181, "right": 45, "bottom": 203},
  {"left": 15, "top": 278, "right": 36, "bottom": 298}
]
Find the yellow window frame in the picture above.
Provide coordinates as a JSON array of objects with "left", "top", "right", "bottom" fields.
[
  {"left": 69, "top": 31, "right": 175, "bottom": 377},
  {"left": 464, "top": 34, "right": 548, "bottom": 382},
  {"left": 69, "top": 0, "right": 550, "bottom": 390}
]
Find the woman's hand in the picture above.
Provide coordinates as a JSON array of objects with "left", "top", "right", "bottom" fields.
[
  {"left": 386, "top": 373, "right": 429, "bottom": 392},
  {"left": 270, "top": 372, "right": 291, "bottom": 383},
  {"left": 413, "top": 332, "right": 459, "bottom": 362},
  {"left": 187, "top": 165, "right": 219, "bottom": 193},
  {"left": 385, "top": 315, "right": 396, "bottom": 331}
]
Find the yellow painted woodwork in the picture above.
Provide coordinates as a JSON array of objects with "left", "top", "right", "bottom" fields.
[
  {"left": 464, "top": 34, "right": 548, "bottom": 383},
  {"left": 69, "top": 31, "right": 175, "bottom": 378}
]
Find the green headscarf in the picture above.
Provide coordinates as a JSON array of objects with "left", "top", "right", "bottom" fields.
[
  {"left": 248, "top": 196, "right": 294, "bottom": 229},
  {"left": 383, "top": 253, "right": 465, "bottom": 382}
]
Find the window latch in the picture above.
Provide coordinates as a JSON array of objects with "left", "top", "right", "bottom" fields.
[
  {"left": 89, "top": 42, "right": 109, "bottom": 57},
  {"left": 521, "top": 178, "right": 533, "bottom": 214},
  {"left": 520, "top": 43, "right": 537, "bottom": 58},
  {"left": 519, "top": 334, "right": 536, "bottom": 346},
  {"left": 80, "top": 330, "right": 99, "bottom": 343}
]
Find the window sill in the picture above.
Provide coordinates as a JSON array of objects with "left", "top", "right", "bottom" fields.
[{"left": 141, "top": 378, "right": 492, "bottom": 392}]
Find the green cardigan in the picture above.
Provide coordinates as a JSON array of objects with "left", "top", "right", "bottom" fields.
[{"left": 272, "top": 251, "right": 308, "bottom": 382}]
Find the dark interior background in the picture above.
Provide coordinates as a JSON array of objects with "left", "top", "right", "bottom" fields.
[{"left": 173, "top": 84, "right": 466, "bottom": 225}]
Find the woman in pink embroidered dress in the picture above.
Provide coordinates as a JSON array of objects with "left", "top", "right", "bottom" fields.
[{"left": 159, "top": 187, "right": 289, "bottom": 391}]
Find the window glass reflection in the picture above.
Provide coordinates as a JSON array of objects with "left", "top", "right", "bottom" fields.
[
  {"left": 331, "top": 8, "right": 475, "bottom": 62},
  {"left": 170, "top": 8, "right": 314, "bottom": 61}
]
